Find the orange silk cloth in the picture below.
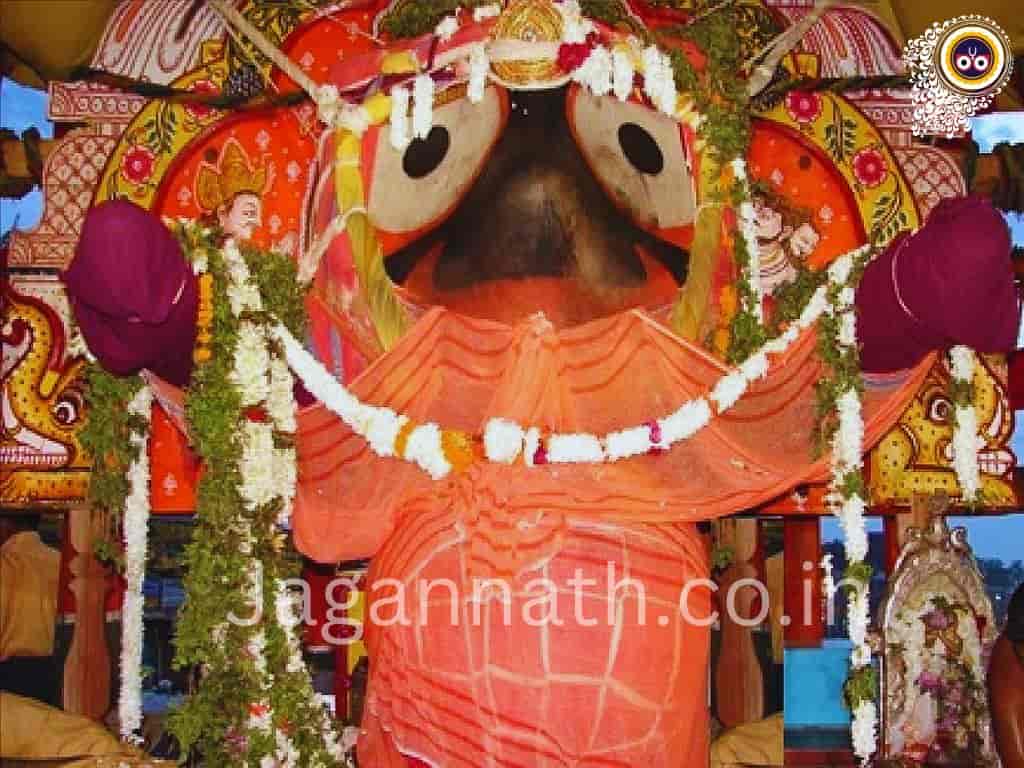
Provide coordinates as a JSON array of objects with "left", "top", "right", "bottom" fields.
[
  {"left": 294, "top": 308, "right": 931, "bottom": 766},
  {"left": 294, "top": 307, "right": 932, "bottom": 565}
]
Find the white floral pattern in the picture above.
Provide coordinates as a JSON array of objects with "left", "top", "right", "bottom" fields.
[{"left": 118, "top": 386, "right": 153, "bottom": 743}]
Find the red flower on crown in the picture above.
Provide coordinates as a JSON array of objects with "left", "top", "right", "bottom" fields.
[{"left": 557, "top": 33, "right": 600, "bottom": 73}]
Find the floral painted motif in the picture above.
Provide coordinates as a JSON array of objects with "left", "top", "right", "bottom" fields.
[
  {"left": 184, "top": 80, "right": 221, "bottom": 121},
  {"left": 785, "top": 90, "right": 823, "bottom": 124},
  {"left": 121, "top": 145, "right": 156, "bottom": 186},
  {"left": 852, "top": 147, "right": 889, "bottom": 189}
]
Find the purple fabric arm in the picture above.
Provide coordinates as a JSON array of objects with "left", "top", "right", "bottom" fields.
[
  {"left": 856, "top": 196, "right": 1018, "bottom": 373},
  {"left": 63, "top": 200, "right": 198, "bottom": 387}
]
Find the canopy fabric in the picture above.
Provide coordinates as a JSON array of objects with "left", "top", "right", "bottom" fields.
[
  {"left": 293, "top": 306, "right": 934, "bottom": 564},
  {"left": 850, "top": 0, "right": 1023, "bottom": 109},
  {"left": 0, "top": 0, "right": 117, "bottom": 88},
  {"left": 2, "top": 2, "right": 1020, "bottom": 102}
]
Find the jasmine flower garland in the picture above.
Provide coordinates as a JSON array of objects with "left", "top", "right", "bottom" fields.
[
  {"left": 412, "top": 74, "right": 435, "bottom": 140},
  {"left": 611, "top": 48, "right": 634, "bottom": 101},
  {"left": 389, "top": 85, "right": 411, "bottom": 150},
  {"left": 118, "top": 385, "right": 153, "bottom": 742},
  {"left": 948, "top": 345, "right": 982, "bottom": 503},
  {"left": 468, "top": 43, "right": 490, "bottom": 103},
  {"left": 816, "top": 244, "right": 879, "bottom": 766},
  {"left": 160, "top": 221, "right": 350, "bottom": 767},
  {"left": 572, "top": 46, "right": 614, "bottom": 96},
  {"left": 273, "top": 244, "right": 884, "bottom": 475}
]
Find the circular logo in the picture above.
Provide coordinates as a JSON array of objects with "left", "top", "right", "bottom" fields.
[{"left": 934, "top": 18, "right": 1013, "bottom": 96}]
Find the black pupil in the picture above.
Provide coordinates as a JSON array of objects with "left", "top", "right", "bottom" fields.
[
  {"left": 618, "top": 123, "right": 664, "bottom": 175},
  {"left": 403, "top": 126, "right": 450, "bottom": 179}
]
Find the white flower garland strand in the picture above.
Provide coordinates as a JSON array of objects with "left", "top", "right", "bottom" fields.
[
  {"left": 468, "top": 43, "right": 489, "bottom": 104},
  {"left": 271, "top": 245, "right": 891, "bottom": 479},
  {"left": 822, "top": 245, "right": 878, "bottom": 765},
  {"left": 640, "top": 45, "right": 678, "bottom": 116},
  {"left": 559, "top": 0, "right": 595, "bottom": 44},
  {"left": 119, "top": 385, "right": 153, "bottom": 743},
  {"left": 371, "top": 21, "right": 694, "bottom": 150},
  {"left": 412, "top": 74, "right": 434, "bottom": 140},
  {"left": 851, "top": 701, "right": 878, "bottom": 761},
  {"left": 612, "top": 48, "right": 634, "bottom": 102},
  {"left": 218, "top": 238, "right": 346, "bottom": 765},
  {"left": 573, "top": 46, "right": 613, "bottom": 96},
  {"left": 389, "top": 85, "right": 411, "bottom": 150},
  {"left": 949, "top": 345, "right": 982, "bottom": 503}
]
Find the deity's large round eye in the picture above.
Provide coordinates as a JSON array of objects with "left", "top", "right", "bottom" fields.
[
  {"left": 618, "top": 123, "right": 664, "bottom": 175},
  {"left": 402, "top": 126, "right": 451, "bottom": 179},
  {"left": 367, "top": 86, "right": 509, "bottom": 235},
  {"left": 53, "top": 390, "right": 83, "bottom": 426},
  {"left": 926, "top": 394, "right": 953, "bottom": 424},
  {"left": 566, "top": 85, "right": 696, "bottom": 232}
]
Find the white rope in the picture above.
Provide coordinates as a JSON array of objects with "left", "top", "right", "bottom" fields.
[{"left": 746, "top": 0, "right": 836, "bottom": 96}]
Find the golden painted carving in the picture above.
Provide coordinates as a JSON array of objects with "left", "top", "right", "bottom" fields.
[
  {"left": 195, "top": 137, "right": 270, "bottom": 213},
  {"left": 491, "top": 0, "right": 567, "bottom": 87},
  {"left": 876, "top": 513, "right": 1000, "bottom": 764},
  {"left": 756, "top": 53, "right": 920, "bottom": 248},
  {"left": 870, "top": 355, "right": 1016, "bottom": 505},
  {"left": 1, "top": 282, "right": 90, "bottom": 504}
]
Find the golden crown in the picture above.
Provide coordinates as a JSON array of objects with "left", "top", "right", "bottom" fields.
[{"left": 195, "top": 138, "right": 269, "bottom": 212}]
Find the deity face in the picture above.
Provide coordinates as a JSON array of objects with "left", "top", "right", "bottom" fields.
[
  {"left": 218, "top": 193, "right": 262, "bottom": 240},
  {"left": 788, "top": 222, "right": 820, "bottom": 260},
  {"left": 753, "top": 199, "right": 784, "bottom": 242}
]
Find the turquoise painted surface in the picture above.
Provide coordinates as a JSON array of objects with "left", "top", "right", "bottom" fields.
[{"left": 784, "top": 640, "right": 853, "bottom": 727}]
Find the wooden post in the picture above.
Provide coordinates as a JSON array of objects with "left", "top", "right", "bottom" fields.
[
  {"left": 714, "top": 517, "right": 764, "bottom": 727},
  {"left": 883, "top": 514, "right": 902, "bottom": 574},
  {"left": 62, "top": 505, "right": 111, "bottom": 719},
  {"left": 783, "top": 517, "right": 823, "bottom": 648}
]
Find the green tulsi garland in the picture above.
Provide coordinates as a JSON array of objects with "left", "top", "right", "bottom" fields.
[
  {"left": 381, "top": 0, "right": 492, "bottom": 38},
  {"left": 844, "top": 660, "right": 878, "bottom": 712},
  {"left": 813, "top": 249, "right": 873, "bottom": 456},
  {"left": 82, "top": 218, "right": 347, "bottom": 766},
  {"left": 161, "top": 222, "right": 347, "bottom": 766},
  {"left": 726, "top": 171, "right": 766, "bottom": 364},
  {"left": 663, "top": 6, "right": 752, "bottom": 167},
  {"left": 81, "top": 366, "right": 148, "bottom": 568}
]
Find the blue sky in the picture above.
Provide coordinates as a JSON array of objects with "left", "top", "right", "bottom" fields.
[
  {"left": 0, "top": 78, "right": 51, "bottom": 238},
  {"left": 822, "top": 515, "right": 1023, "bottom": 564}
]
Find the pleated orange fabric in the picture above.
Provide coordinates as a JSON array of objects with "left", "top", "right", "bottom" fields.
[
  {"left": 293, "top": 307, "right": 932, "bottom": 767},
  {"left": 294, "top": 307, "right": 931, "bottom": 564}
]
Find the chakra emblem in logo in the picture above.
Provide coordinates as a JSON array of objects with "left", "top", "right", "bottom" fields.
[
  {"left": 904, "top": 16, "right": 1014, "bottom": 137},
  {"left": 935, "top": 18, "right": 1012, "bottom": 96}
]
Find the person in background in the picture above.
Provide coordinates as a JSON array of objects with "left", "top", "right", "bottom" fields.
[
  {"left": 990, "top": 583, "right": 1024, "bottom": 768},
  {"left": 0, "top": 513, "right": 60, "bottom": 704}
]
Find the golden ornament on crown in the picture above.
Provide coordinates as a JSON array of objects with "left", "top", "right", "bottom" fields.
[
  {"left": 194, "top": 138, "right": 269, "bottom": 213},
  {"left": 491, "top": 0, "right": 568, "bottom": 88}
]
